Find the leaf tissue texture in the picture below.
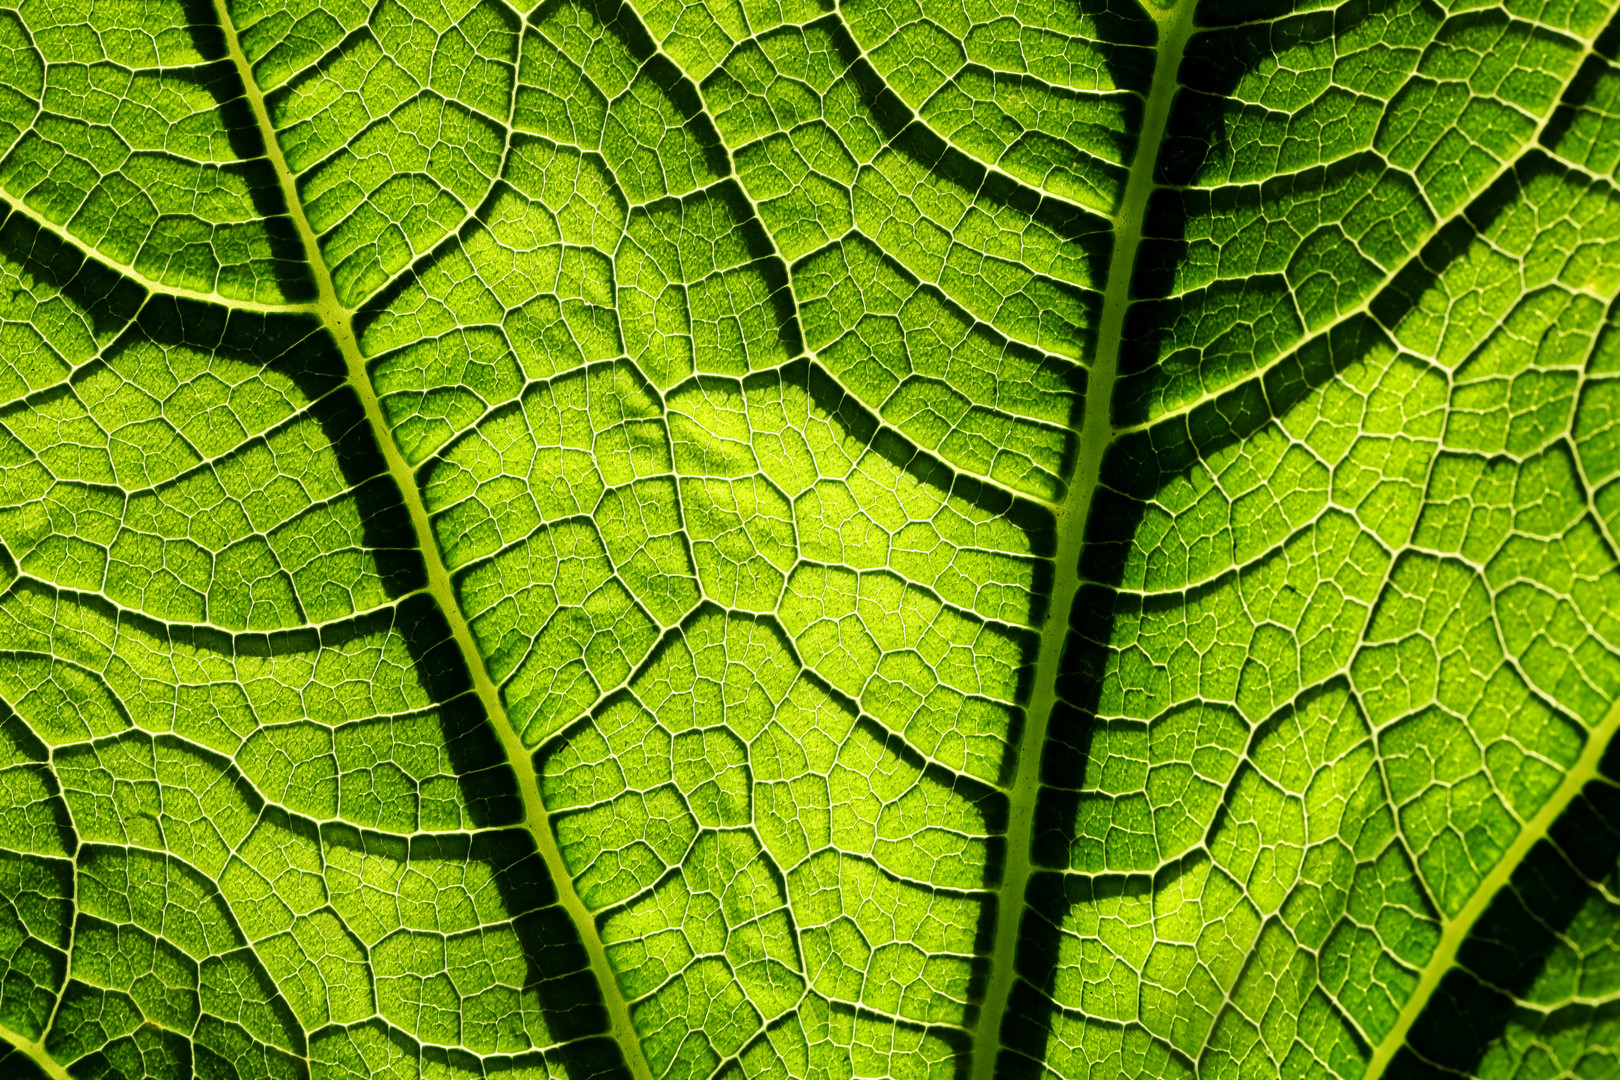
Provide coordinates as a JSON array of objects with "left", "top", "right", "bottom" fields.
[{"left": 0, "top": 0, "right": 1617, "bottom": 1074}]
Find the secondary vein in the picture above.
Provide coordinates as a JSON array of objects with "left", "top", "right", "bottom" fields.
[
  {"left": 965, "top": 2, "right": 1199, "bottom": 1077},
  {"left": 206, "top": 7, "right": 656, "bottom": 1078}
]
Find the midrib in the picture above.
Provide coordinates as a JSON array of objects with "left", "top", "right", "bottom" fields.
[
  {"left": 965, "top": 3, "right": 1198, "bottom": 1077},
  {"left": 206, "top": 7, "right": 657, "bottom": 1080}
]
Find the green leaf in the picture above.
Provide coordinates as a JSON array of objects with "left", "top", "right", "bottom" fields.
[{"left": 0, "top": 0, "right": 1617, "bottom": 1077}]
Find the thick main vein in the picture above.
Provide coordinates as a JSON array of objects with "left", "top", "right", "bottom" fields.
[
  {"left": 966, "top": 2, "right": 1198, "bottom": 1076},
  {"left": 207, "top": 6, "right": 655, "bottom": 1078}
]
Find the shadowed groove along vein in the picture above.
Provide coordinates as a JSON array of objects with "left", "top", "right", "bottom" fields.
[{"left": 211, "top": 0, "right": 661, "bottom": 1076}]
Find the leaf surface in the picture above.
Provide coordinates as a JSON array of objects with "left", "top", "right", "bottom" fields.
[{"left": 0, "top": 0, "right": 1617, "bottom": 1077}]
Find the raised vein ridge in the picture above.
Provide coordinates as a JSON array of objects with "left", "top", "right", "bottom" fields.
[
  {"left": 967, "top": 3, "right": 1199, "bottom": 1076},
  {"left": 207, "top": 4, "right": 655, "bottom": 1076}
]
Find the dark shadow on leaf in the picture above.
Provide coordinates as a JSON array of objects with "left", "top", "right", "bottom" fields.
[
  {"left": 1000, "top": 74, "right": 1446, "bottom": 1074},
  {"left": 1008, "top": 16, "right": 1620, "bottom": 1063},
  {"left": 1385, "top": 739, "right": 1620, "bottom": 1079},
  {"left": 0, "top": 208, "right": 147, "bottom": 339},
  {"left": 1002, "top": 304, "right": 1416, "bottom": 1070},
  {"left": 1117, "top": 0, "right": 1428, "bottom": 429},
  {"left": 0, "top": 238, "right": 630, "bottom": 1075},
  {"left": 274, "top": 310, "right": 634, "bottom": 1080},
  {"left": 0, "top": 1045, "right": 51, "bottom": 1079},
  {"left": 176, "top": 0, "right": 317, "bottom": 303},
  {"left": 0, "top": 46, "right": 630, "bottom": 1074}
]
